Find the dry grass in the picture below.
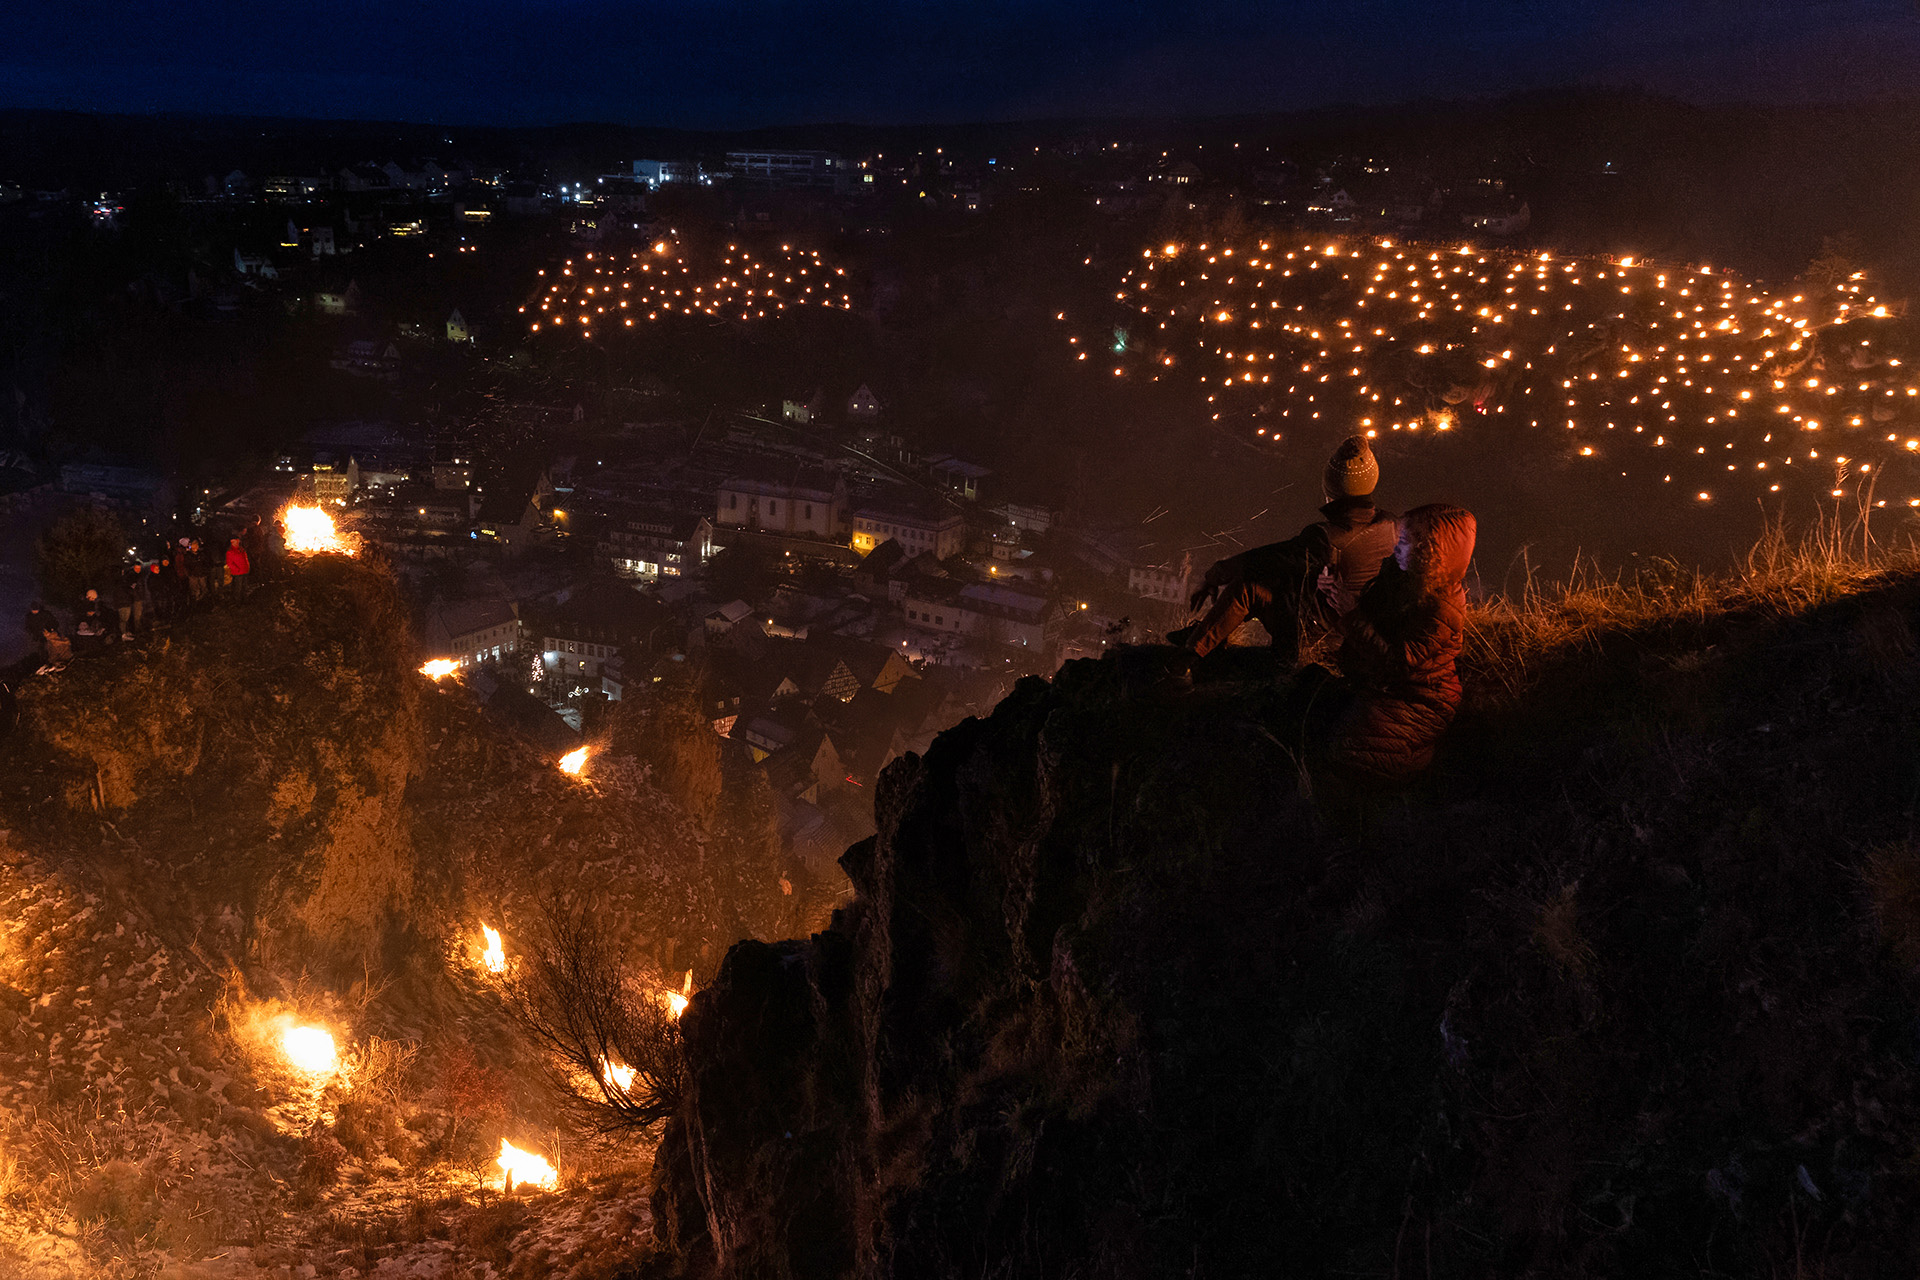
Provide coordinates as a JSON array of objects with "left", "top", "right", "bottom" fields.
[
  {"left": 1862, "top": 843, "right": 1920, "bottom": 973},
  {"left": 1465, "top": 505, "right": 1920, "bottom": 704}
]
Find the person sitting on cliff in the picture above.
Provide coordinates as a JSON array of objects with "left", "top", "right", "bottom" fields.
[
  {"left": 1324, "top": 503, "right": 1477, "bottom": 780},
  {"left": 24, "top": 601, "right": 64, "bottom": 671},
  {"left": 74, "top": 589, "right": 109, "bottom": 651},
  {"left": 1169, "top": 435, "right": 1399, "bottom": 667}
]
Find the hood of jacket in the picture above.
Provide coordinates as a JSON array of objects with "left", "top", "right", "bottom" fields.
[{"left": 1403, "top": 504, "right": 1476, "bottom": 591}]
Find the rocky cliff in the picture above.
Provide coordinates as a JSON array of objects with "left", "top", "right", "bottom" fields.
[{"left": 651, "top": 572, "right": 1920, "bottom": 1277}]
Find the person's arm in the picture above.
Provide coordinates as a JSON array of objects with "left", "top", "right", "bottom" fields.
[{"left": 1189, "top": 551, "right": 1245, "bottom": 610}]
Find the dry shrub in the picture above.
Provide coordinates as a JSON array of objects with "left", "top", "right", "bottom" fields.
[
  {"left": 335, "top": 1097, "right": 402, "bottom": 1159},
  {"left": 354, "top": 1034, "right": 419, "bottom": 1105},
  {"left": 431, "top": 1043, "right": 513, "bottom": 1161},
  {"left": 510, "top": 900, "right": 687, "bottom": 1138},
  {"left": 295, "top": 1131, "right": 348, "bottom": 1205},
  {"left": 69, "top": 1160, "right": 159, "bottom": 1236},
  {"left": 1852, "top": 605, "right": 1917, "bottom": 682},
  {"left": 1863, "top": 843, "right": 1920, "bottom": 972},
  {"left": 1531, "top": 883, "right": 1596, "bottom": 983},
  {"left": 458, "top": 1198, "right": 530, "bottom": 1268},
  {"left": 151, "top": 1186, "right": 228, "bottom": 1260}
]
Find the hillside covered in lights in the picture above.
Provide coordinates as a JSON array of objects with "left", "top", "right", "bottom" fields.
[
  {"left": 522, "top": 235, "right": 856, "bottom": 336},
  {"left": 1057, "top": 235, "right": 1920, "bottom": 577}
]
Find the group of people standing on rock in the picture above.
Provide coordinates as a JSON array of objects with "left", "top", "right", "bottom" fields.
[
  {"left": 1166, "top": 435, "right": 1477, "bottom": 782},
  {"left": 21, "top": 515, "right": 278, "bottom": 675}
]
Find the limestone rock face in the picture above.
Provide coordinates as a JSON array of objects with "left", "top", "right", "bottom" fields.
[
  {"left": 654, "top": 579, "right": 1920, "bottom": 1278},
  {"left": 655, "top": 655, "right": 1338, "bottom": 1278}
]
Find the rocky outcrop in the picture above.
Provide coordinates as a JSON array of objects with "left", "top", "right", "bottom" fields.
[{"left": 654, "top": 580, "right": 1920, "bottom": 1277}]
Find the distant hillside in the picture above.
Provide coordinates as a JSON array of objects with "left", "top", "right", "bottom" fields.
[{"left": 644, "top": 556, "right": 1920, "bottom": 1277}]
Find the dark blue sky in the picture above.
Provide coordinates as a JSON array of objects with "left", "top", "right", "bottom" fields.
[{"left": 6, "top": 0, "right": 1920, "bottom": 126}]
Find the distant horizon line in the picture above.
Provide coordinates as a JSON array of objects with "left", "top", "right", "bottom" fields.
[{"left": 6, "top": 86, "right": 1920, "bottom": 138}]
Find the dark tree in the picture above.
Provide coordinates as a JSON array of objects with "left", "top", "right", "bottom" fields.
[
  {"left": 35, "top": 508, "right": 127, "bottom": 605},
  {"left": 510, "top": 900, "right": 686, "bottom": 1137}
]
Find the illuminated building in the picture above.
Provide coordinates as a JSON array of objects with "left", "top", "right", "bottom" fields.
[
  {"left": 850, "top": 493, "right": 967, "bottom": 560},
  {"left": 716, "top": 468, "right": 847, "bottom": 540},
  {"left": 599, "top": 505, "right": 714, "bottom": 580},
  {"left": 726, "top": 149, "right": 853, "bottom": 193}
]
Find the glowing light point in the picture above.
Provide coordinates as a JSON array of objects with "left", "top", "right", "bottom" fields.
[
  {"left": 497, "top": 1139, "right": 559, "bottom": 1192},
  {"left": 281, "top": 505, "right": 355, "bottom": 555},
  {"left": 281, "top": 1025, "right": 338, "bottom": 1075}
]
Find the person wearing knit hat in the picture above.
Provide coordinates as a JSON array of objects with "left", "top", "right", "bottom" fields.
[
  {"left": 1323, "top": 434, "right": 1379, "bottom": 501},
  {"left": 1168, "top": 435, "right": 1399, "bottom": 665}
]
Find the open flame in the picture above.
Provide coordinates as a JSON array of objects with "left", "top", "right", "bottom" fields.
[
  {"left": 602, "top": 1058, "right": 636, "bottom": 1092},
  {"left": 663, "top": 968, "right": 693, "bottom": 1019},
  {"left": 558, "top": 746, "right": 591, "bottom": 776},
  {"left": 281, "top": 1024, "right": 338, "bottom": 1076},
  {"left": 481, "top": 925, "right": 506, "bottom": 973},
  {"left": 281, "top": 504, "right": 355, "bottom": 555},
  {"left": 497, "top": 1138, "right": 559, "bottom": 1192},
  {"left": 420, "top": 659, "right": 459, "bottom": 680}
]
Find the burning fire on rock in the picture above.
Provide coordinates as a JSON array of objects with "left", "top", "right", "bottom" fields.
[
  {"left": 557, "top": 746, "right": 592, "bottom": 776},
  {"left": 280, "top": 1024, "right": 339, "bottom": 1076},
  {"left": 496, "top": 1138, "right": 559, "bottom": 1192},
  {"left": 420, "top": 659, "right": 459, "bottom": 680},
  {"left": 663, "top": 969, "right": 693, "bottom": 1019},
  {"left": 480, "top": 925, "right": 507, "bottom": 974},
  {"left": 280, "top": 504, "right": 356, "bottom": 556}
]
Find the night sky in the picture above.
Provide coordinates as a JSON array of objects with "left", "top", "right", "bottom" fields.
[{"left": 5, "top": 0, "right": 1920, "bottom": 127}]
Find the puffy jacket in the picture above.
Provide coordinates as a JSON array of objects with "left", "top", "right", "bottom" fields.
[{"left": 1331, "top": 504, "right": 1476, "bottom": 779}]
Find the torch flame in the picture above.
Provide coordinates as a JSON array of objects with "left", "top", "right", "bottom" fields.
[
  {"left": 420, "top": 659, "right": 458, "bottom": 680},
  {"left": 481, "top": 925, "right": 506, "bottom": 973},
  {"left": 663, "top": 968, "right": 693, "bottom": 1019},
  {"left": 558, "top": 746, "right": 591, "bottom": 776},
  {"left": 281, "top": 1024, "right": 338, "bottom": 1075},
  {"left": 497, "top": 1138, "right": 559, "bottom": 1192},
  {"left": 281, "top": 504, "right": 355, "bottom": 556}
]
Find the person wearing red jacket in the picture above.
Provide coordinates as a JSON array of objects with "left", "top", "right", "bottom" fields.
[
  {"left": 225, "top": 538, "right": 252, "bottom": 600},
  {"left": 1327, "top": 503, "right": 1476, "bottom": 780}
]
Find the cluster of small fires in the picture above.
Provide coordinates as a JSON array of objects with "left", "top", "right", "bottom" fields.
[
  {"left": 265, "top": 501, "right": 674, "bottom": 1193},
  {"left": 261, "top": 923, "right": 688, "bottom": 1194}
]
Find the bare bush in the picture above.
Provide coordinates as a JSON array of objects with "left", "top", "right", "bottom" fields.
[{"left": 509, "top": 899, "right": 686, "bottom": 1137}]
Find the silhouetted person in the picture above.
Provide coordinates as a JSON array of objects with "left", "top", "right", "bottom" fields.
[
  {"left": 1172, "top": 436, "right": 1399, "bottom": 666},
  {"left": 127, "top": 563, "right": 153, "bottom": 635},
  {"left": 225, "top": 538, "right": 251, "bottom": 599},
  {"left": 24, "top": 602, "right": 62, "bottom": 669},
  {"left": 244, "top": 515, "right": 267, "bottom": 581},
  {"left": 101, "top": 569, "right": 135, "bottom": 640},
  {"left": 186, "top": 539, "right": 210, "bottom": 602},
  {"left": 75, "top": 589, "right": 109, "bottom": 651},
  {"left": 1327, "top": 503, "right": 1477, "bottom": 780}
]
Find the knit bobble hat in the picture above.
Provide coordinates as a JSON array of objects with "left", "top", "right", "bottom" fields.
[{"left": 1324, "top": 435, "right": 1380, "bottom": 499}]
